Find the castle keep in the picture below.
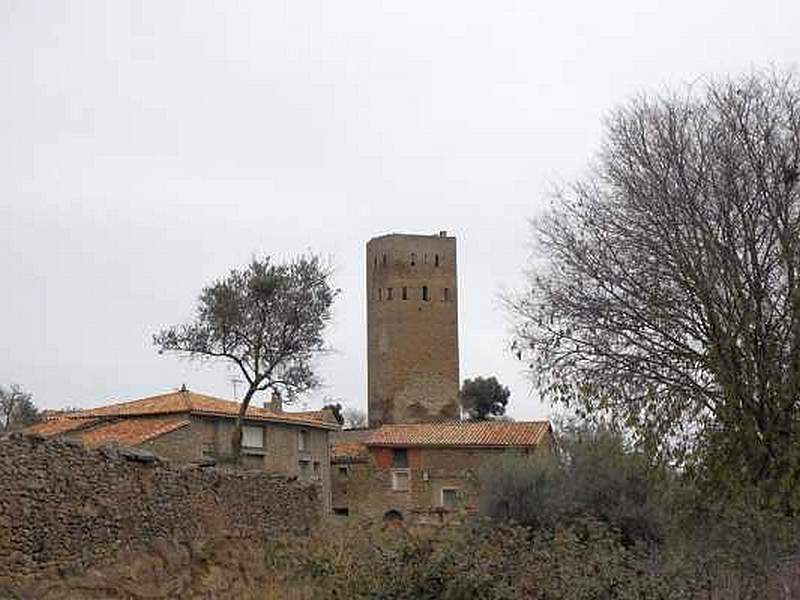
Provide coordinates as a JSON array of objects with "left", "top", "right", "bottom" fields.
[{"left": 367, "top": 232, "right": 460, "bottom": 427}]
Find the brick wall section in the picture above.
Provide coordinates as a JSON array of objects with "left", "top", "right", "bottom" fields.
[
  {"left": 367, "top": 233, "right": 460, "bottom": 427},
  {"left": 0, "top": 433, "right": 322, "bottom": 592}
]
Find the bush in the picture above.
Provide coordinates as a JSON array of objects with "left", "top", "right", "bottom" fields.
[
  {"left": 480, "top": 424, "right": 670, "bottom": 545},
  {"left": 263, "top": 518, "right": 706, "bottom": 599}
]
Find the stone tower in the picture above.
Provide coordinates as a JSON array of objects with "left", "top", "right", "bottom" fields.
[{"left": 366, "top": 231, "right": 460, "bottom": 428}]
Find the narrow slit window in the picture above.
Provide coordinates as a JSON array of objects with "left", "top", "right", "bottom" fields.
[
  {"left": 410, "top": 253, "right": 416, "bottom": 266},
  {"left": 422, "top": 286, "right": 429, "bottom": 301},
  {"left": 387, "top": 287, "right": 393, "bottom": 300},
  {"left": 443, "top": 288, "right": 450, "bottom": 302},
  {"left": 435, "top": 254, "right": 440, "bottom": 267},
  {"left": 378, "top": 288, "right": 383, "bottom": 301},
  {"left": 374, "top": 256, "right": 377, "bottom": 269},
  {"left": 402, "top": 287, "right": 408, "bottom": 300},
  {"left": 424, "top": 253, "right": 428, "bottom": 264},
  {"left": 382, "top": 254, "right": 387, "bottom": 267}
]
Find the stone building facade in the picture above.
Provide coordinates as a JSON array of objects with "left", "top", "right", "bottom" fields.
[
  {"left": 366, "top": 232, "right": 460, "bottom": 428},
  {"left": 331, "top": 421, "right": 554, "bottom": 524},
  {"left": 28, "top": 389, "right": 338, "bottom": 511}
]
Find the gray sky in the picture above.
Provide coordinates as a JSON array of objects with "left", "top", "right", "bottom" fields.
[{"left": 2, "top": 1, "right": 799, "bottom": 420}]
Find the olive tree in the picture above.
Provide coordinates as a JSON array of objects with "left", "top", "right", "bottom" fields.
[
  {"left": 154, "top": 255, "right": 337, "bottom": 459},
  {"left": 509, "top": 71, "right": 800, "bottom": 508}
]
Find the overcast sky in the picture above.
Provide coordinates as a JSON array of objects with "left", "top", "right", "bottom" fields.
[{"left": 2, "top": 1, "right": 798, "bottom": 420}]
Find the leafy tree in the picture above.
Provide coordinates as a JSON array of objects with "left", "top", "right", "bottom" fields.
[
  {"left": 0, "top": 384, "right": 40, "bottom": 431},
  {"left": 322, "top": 402, "right": 344, "bottom": 425},
  {"left": 154, "top": 255, "right": 338, "bottom": 460},
  {"left": 480, "top": 422, "right": 669, "bottom": 545},
  {"left": 459, "top": 376, "right": 510, "bottom": 420},
  {"left": 508, "top": 71, "right": 800, "bottom": 508}
]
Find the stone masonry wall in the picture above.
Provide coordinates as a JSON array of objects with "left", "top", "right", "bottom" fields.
[
  {"left": 0, "top": 433, "right": 321, "bottom": 595},
  {"left": 366, "top": 233, "right": 460, "bottom": 427}
]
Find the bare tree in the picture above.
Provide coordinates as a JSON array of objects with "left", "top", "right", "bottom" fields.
[
  {"left": 343, "top": 407, "right": 368, "bottom": 429},
  {"left": 154, "top": 255, "right": 338, "bottom": 460},
  {"left": 509, "top": 71, "right": 800, "bottom": 507},
  {"left": 0, "top": 384, "right": 40, "bottom": 431}
]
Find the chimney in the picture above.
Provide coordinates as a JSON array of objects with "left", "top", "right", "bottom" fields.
[{"left": 269, "top": 389, "right": 283, "bottom": 413}]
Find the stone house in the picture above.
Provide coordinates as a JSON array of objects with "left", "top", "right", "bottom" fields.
[
  {"left": 331, "top": 420, "right": 554, "bottom": 525},
  {"left": 28, "top": 388, "right": 339, "bottom": 510}
]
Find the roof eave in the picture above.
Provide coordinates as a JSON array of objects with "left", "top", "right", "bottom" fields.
[{"left": 364, "top": 443, "right": 540, "bottom": 449}]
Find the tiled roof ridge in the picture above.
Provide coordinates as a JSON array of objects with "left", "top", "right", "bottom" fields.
[
  {"left": 63, "top": 390, "right": 191, "bottom": 418},
  {"left": 57, "top": 389, "right": 338, "bottom": 429}
]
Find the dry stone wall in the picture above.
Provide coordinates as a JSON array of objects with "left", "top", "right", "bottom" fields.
[{"left": 0, "top": 433, "right": 321, "bottom": 596}]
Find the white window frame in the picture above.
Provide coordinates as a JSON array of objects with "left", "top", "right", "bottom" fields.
[
  {"left": 441, "top": 487, "right": 460, "bottom": 508},
  {"left": 391, "top": 468, "right": 410, "bottom": 491},
  {"left": 242, "top": 425, "right": 264, "bottom": 449}
]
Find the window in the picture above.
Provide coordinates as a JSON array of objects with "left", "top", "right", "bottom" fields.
[
  {"left": 299, "top": 458, "right": 311, "bottom": 478},
  {"left": 382, "top": 254, "right": 387, "bottom": 267},
  {"left": 387, "top": 287, "right": 393, "bottom": 300},
  {"left": 435, "top": 254, "right": 440, "bottom": 267},
  {"left": 298, "top": 429, "right": 308, "bottom": 452},
  {"left": 443, "top": 288, "right": 450, "bottom": 302},
  {"left": 378, "top": 288, "right": 383, "bottom": 301},
  {"left": 392, "top": 469, "right": 410, "bottom": 491},
  {"left": 424, "top": 253, "right": 428, "bottom": 264},
  {"left": 442, "top": 488, "right": 459, "bottom": 508},
  {"left": 402, "top": 287, "right": 408, "bottom": 300},
  {"left": 338, "top": 466, "right": 349, "bottom": 478},
  {"left": 392, "top": 448, "right": 409, "bottom": 468},
  {"left": 313, "top": 461, "right": 321, "bottom": 479},
  {"left": 410, "top": 252, "right": 416, "bottom": 266},
  {"left": 373, "top": 256, "right": 377, "bottom": 269},
  {"left": 422, "top": 286, "right": 429, "bottom": 301},
  {"left": 242, "top": 425, "right": 264, "bottom": 449},
  {"left": 333, "top": 507, "right": 350, "bottom": 516}
]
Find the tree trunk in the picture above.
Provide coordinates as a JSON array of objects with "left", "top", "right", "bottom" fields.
[{"left": 231, "top": 386, "right": 258, "bottom": 463}]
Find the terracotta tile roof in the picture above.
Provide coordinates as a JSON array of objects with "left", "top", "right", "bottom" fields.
[
  {"left": 26, "top": 417, "right": 99, "bottom": 437},
  {"left": 331, "top": 442, "right": 369, "bottom": 462},
  {"left": 65, "top": 390, "right": 338, "bottom": 430},
  {"left": 365, "top": 421, "right": 551, "bottom": 448},
  {"left": 76, "top": 416, "right": 190, "bottom": 447}
]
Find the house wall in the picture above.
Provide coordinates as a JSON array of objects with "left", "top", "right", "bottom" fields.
[
  {"left": 124, "top": 416, "right": 332, "bottom": 512},
  {"left": 140, "top": 419, "right": 205, "bottom": 462},
  {"left": 332, "top": 434, "right": 554, "bottom": 525},
  {"left": 192, "top": 416, "right": 331, "bottom": 512}
]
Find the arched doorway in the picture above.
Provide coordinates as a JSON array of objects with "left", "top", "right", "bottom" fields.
[{"left": 383, "top": 509, "right": 404, "bottom": 524}]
